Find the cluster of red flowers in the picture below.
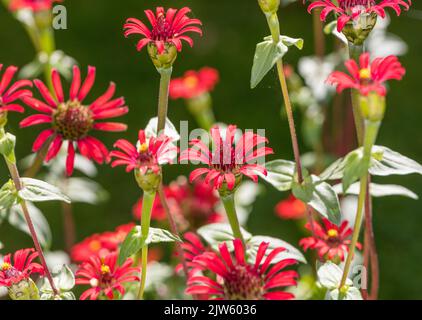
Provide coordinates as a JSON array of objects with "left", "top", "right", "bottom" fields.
[
  {"left": 169, "top": 67, "right": 219, "bottom": 100},
  {"left": 133, "top": 177, "right": 223, "bottom": 230},
  {"left": 0, "top": 248, "right": 44, "bottom": 288},
  {"left": 300, "top": 218, "right": 361, "bottom": 262}
]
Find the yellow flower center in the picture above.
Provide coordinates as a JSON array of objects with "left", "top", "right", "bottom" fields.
[
  {"left": 327, "top": 229, "right": 339, "bottom": 238},
  {"left": 101, "top": 264, "right": 111, "bottom": 275},
  {"left": 359, "top": 68, "right": 371, "bottom": 79},
  {"left": 138, "top": 142, "right": 149, "bottom": 153},
  {"left": 1, "top": 262, "right": 12, "bottom": 271},
  {"left": 183, "top": 76, "right": 199, "bottom": 89}
]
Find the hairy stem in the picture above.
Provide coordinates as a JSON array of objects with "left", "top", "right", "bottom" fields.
[
  {"left": 4, "top": 156, "right": 59, "bottom": 296},
  {"left": 312, "top": 9, "right": 325, "bottom": 58},
  {"left": 137, "top": 191, "right": 155, "bottom": 300},
  {"left": 220, "top": 193, "right": 244, "bottom": 243},
  {"left": 340, "top": 121, "right": 379, "bottom": 288}
]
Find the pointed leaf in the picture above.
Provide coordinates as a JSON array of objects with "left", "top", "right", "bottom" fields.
[
  {"left": 19, "top": 178, "right": 71, "bottom": 204},
  {"left": 334, "top": 182, "right": 418, "bottom": 200},
  {"left": 198, "top": 223, "right": 252, "bottom": 250},
  {"left": 259, "top": 160, "right": 296, "bottom": 191},
  {"left": 145, "top": 227, "right": 181, "bottom": 245}
]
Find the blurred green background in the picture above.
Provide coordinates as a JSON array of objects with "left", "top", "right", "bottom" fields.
[{"left": 0, "top": 0, "right": 421, "bottom": 299}]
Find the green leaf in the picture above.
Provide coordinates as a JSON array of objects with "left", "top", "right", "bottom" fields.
[
  {"left": 247, "top": 236, "right": 307, "bottom": 264},
  {"left": 321, "top": 146, "right": 422, "bottom": 182},
  {"left": 118, "top": 226, "right": 180, "bottom": 265},
  {"left": 197, "top": 223, "right": 252, "bottom": 250},
  {"left": 19, "top": 178, "right": 71, "bottom": 204},
  {"left": 0, "top": 180, "right": 18, "bottom": 210},
  {"left": 259, "top": 160, "right": 296, "bottom": 191},
  {"left": 0, "top": 133, "right": 16, "bottom": 163},
  {"left": 279, "top": 36, "right": 304, "bottom": 50},
  {"left": 308, "top": 177, "right": 342, "bottom": 225},
  {"left": 323, "top": 21, "right": 338, "bottom": 35},
  {"left": 292, "top": 171, "right": 314, "bottom": 203},
  {"left": 65, "top": 178, "right": 108, "bottom": 204},
  {"left": 342, "top": 150, "right": 368, "bottom": 192},
  {"left": 251, "top": 39, "right": 287, "bottom": 89},
  {"left": 334, "top": 182, "right": 418, "bottom": 200},
  {"left": 118, "top": 226, "right": 143, "bottom": 266},
  {"left": 8, "top": 202, "right": 52, "bottom": 249}
]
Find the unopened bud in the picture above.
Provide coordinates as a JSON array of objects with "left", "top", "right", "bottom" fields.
[
  {"left": 147, "top": 43, "right": 178, "bottom": 70},
  {"left": 258, "top": 0, "right": 280, "bottom": 14},
  {"left": 0, "top": 112, "right": 7, "bottom": 129},
  {"left": 218, "top": 174, "right": 243, "bottom": 198},
  {"left": 341, "top": 13, "right": 377, "bottom": 45},
  {"left": 0, "top": 132, "right": 16, "bottom": 162}
]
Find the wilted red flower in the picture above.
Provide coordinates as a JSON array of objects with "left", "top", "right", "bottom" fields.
[
  {"left": 20, "top": 66, "right": 128, "bottom": 176},
  {"left": 299, "top": 218, "right": 362, "bottom": 262},
  {"left": 71, "top": 223, "right": 135, "bottom": 263},
  {"left": 133, "top": 178, "right": 223, "bottom": 229},
  {"left": 180, "top": 125, "right": 273, "bottom": 191},
  {"left": 9, "top": 0, "right": 62, "bottom": 12},
  {"left": 186, "top": 239, "right": 298, "bottom": 300},
  {"left": 0, "top": 65, "right": 32, "bottom": 115},
  {"left": 0, "top": 248, "right": 44, "bottom": 287},
  {"left": 308, "top": 0, "right": 412, "bottom": 32},
  {"left": 275, "top": 195, "right": 307, "bottom": 220},
  {"left": 170, "top": 67, "right": 219, "bottom": 100},
  {"left": 123, "top": 7, "right": 202, "bottom": 54},
  {"left": 75, "top": 252, "right": 139, "bottom": 300},
  {"left": 327, "top": 53, "right": 405, "bottom": 96},
  {"left": 110, "top": 129, "right": 177, "bottom": 174}
]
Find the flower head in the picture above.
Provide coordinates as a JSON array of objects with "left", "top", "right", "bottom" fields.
[
  {"left": 71, "top": 223, "right": 135, "bottom": 263},
  {"left": 75, "top": 252, "right": 139, "bottom": 300},
  {"left": 170, "top": 67, "right": 219, "bottom": 100},
  {"left": 110, "top": 129, "right": 177, "bottom": 175},
  {"left": 178, "top": 232, "right": 210, "bottom": 276},
  {"left": 299, "top": 218, "right": 362, "bottom": 262},
  {"left": 0, "top": 65, "right": 32, "bottom": 116},
  {"left": 275, "top": 195, "right": 307, "bottom": 220},
  {"left": 327, "top": 52, "right": 405, "bottom": 96},
  {"left": 180, "top": 125, "right": 273, "bottom": 192},
  {"left": 124, "top": 7, "right": 202, "bottom": 54},
  {"left": 0, "top": 248, "right": 44, "bottom": 287},
  {"left": 9, "top": 0, "right": 62, "bottom": 12},
  {"left": 308, "top": 0, "right": 412, "bottom": 33},
  {"left": 20, "top": 66, "right": 128, "bottom": 176},
  {"left": 186, "top": 239, "right": 298, "bottom": 300}
]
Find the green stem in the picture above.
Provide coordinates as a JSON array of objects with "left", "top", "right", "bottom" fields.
[
  {"left": 220, "top": 193, "right": 244, "bottom": 243},
  {"left": 157, "top": 68, "right": 173, "bottom": 134},
  {"left": 137, "top": 191, "right": 155, "bottom": 300},
  {"left": 339, "top": 120, "right": 380, "bottom": 288},
  {"left": 348, "top": 43, "right": 365, "bottom": 145},
  {"left": 39, "top": 26, "right": 56, "bottom": 93},
  {"left": 187, "top": 93, "right": 216, "bottom": 131}
]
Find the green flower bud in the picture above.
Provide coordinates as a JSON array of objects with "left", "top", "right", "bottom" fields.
[
  {"left": 0, "top": 112, "right": 7, "bottom": 129},
  {"left": 8, "top": 278, "right": 40, "bottom": 300},
  {"left": 258, "top": 0, "right": 280, "bottom": 14},
  {"left": 218, "top": 174, "right": 243, "bottom": 198},
  {"left": 147, "top": 43, "right": 178, "bottom": 71},
  {"left": 341, "top": 13, "right": 377, "bottom": 46},
  {"left": 0, "top": 132, "right": 16, "bottom": 163},
  {"left": 134, "top": 169, "right": 162, "bottom": 193}
]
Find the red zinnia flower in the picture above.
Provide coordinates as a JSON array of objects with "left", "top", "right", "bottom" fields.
[
  {"left": 75, "top": 252, "right": 139, "bottom": 300},
  {"left": 186, "top": 239, "right": 298, "bottom": 300},
  {"left": 71, "top": 223, "right": 135, "bottom": 263},
  {"left": 20, "top": 66, "right": 128, "bottom": 176},
  {"left": 123, "top": 7, "right": 202, "bottom": 54},
  {"left": 0, "top": 65, "right": 32, "bottom": 115},
  {"left": 169, "top": 67, "right": 219, "bottom": 100},
  {"left": 0, "top": 248, "right": 44, "bottom": 287},
  {"left": 110, "top": 129, "right": 177, "bottom": 174},
  {"left": 177, "top": 232, "right": 210, "bottom": 276},
  {"left": 275, "top": 195, "right": 307, "bottom": 220},
  {"left": 299, "top": 218, "right": 362, "bottom": 262},
  {"left": 9, "top": 0, "right": 62, "bottom": 12},
  {"left": 327, "top": 53, "right": 405, "bottom": 96},
  {"left": 308, "top": 0, "right": 412, "bottom": 32},
  {"left": 180, "top": 125, "right": 273, "bottom": 190}
]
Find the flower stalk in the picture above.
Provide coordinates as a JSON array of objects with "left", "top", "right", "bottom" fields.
[
  {"left": 137, "top": 190, "right": 155, "bottom": 300},
  {"left": 157, "top": 67, "right": 173, "bottom": 134},
  {"left": 339, "top": 120, "right": 380, "bottom": 289},
  {"left": 220, "top": 193, "right": 244, "bottom": 243}
]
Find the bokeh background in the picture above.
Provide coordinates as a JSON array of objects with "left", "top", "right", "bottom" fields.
[{"left": 0, "top": 0, "right": 421, "bottom": 299}]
